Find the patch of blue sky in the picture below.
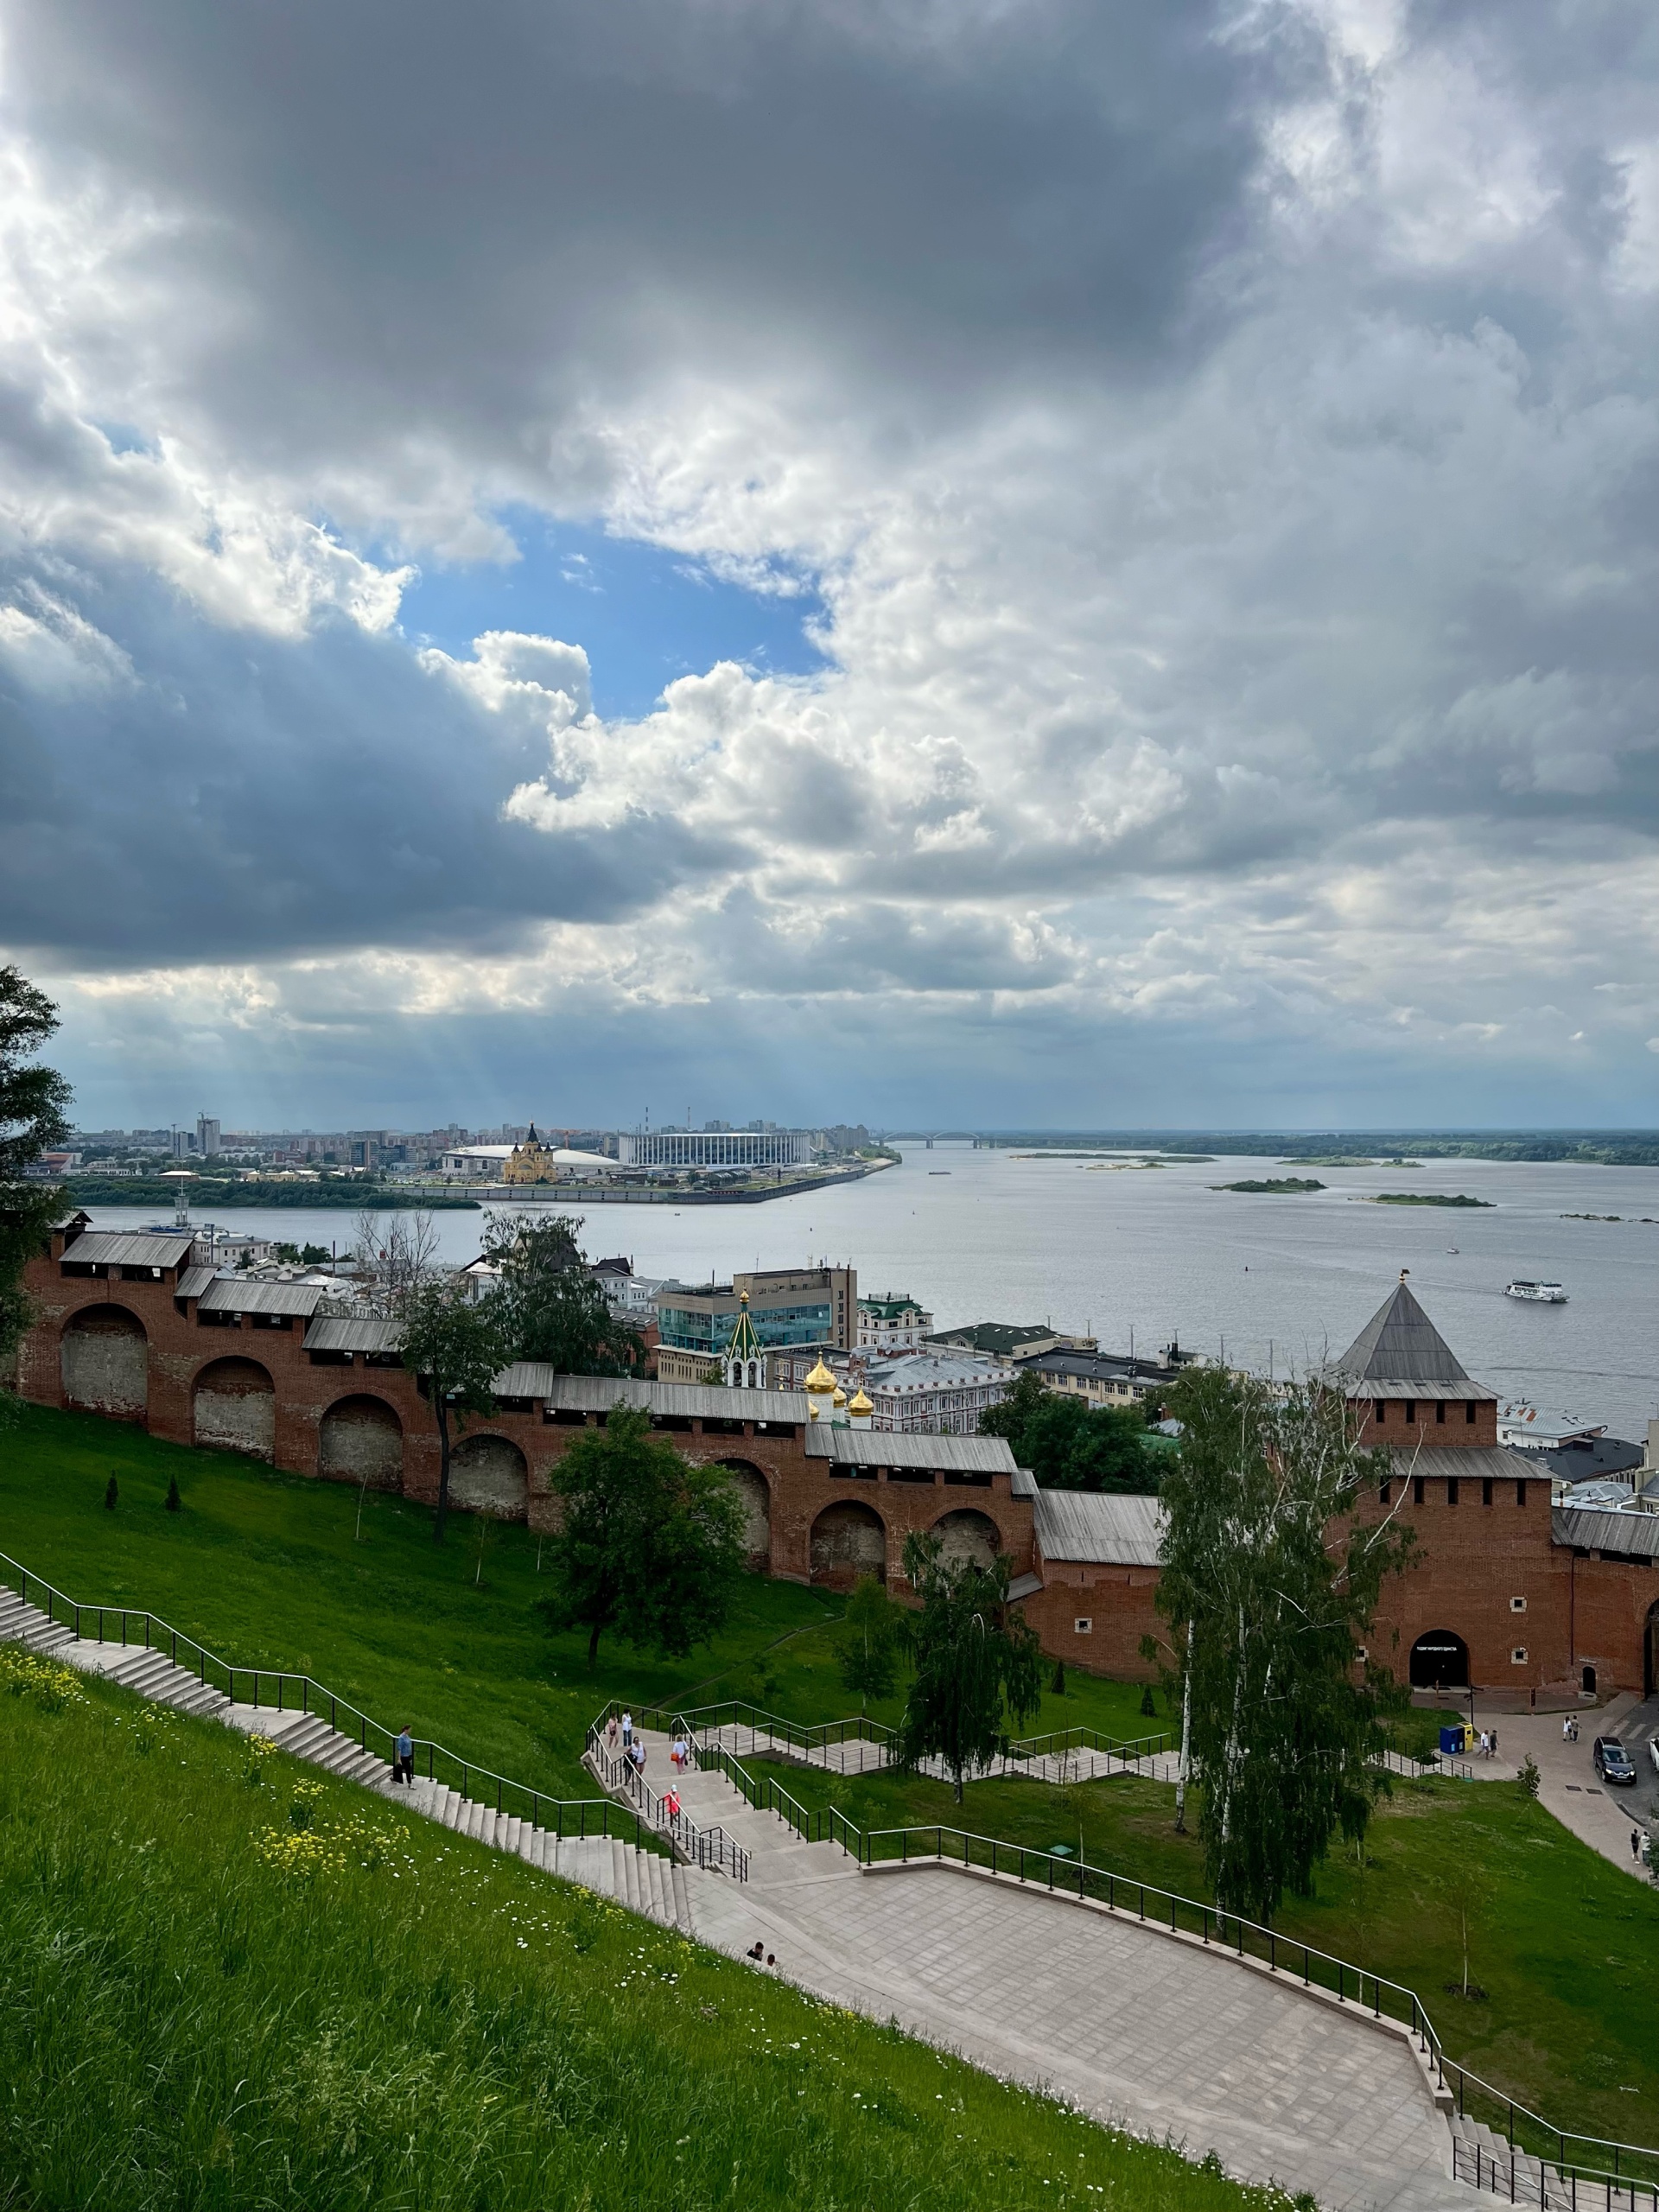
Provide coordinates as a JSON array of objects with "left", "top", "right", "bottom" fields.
[
  {"left": 390, "top": 506, "right": 829, "bottom": 720},
  {"left": 92, "top": 421, "right": 159, "bottom": 458}
]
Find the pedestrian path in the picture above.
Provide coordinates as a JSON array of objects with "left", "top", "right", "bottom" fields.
[
  {"left": 618, "top": 1728, "right": 1474, "bottom": 2212},
  {"left": 1485, "top": 1697, "right": 1652, "bottom": 1879}
]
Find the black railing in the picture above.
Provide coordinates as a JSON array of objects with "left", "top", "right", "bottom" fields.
[
  {"left": 584, "top": 1726, "right": 748, "bottom": 1880},
  {"left": 1453, "top": 2127, "right": 1658, "bottom": 2211},
  {"left": 0, "top": 1550, "right": 642, "bottom": 1851}
]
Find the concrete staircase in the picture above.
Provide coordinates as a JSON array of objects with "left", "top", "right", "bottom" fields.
[
  {"left": 1446, "top": 2114, "right": 1618, "bottom": 2212},
  {"left": 0, "top": 1586, "right": 689, "bottom": 1932}
]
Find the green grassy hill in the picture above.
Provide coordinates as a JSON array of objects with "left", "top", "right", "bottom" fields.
[
  {"left": 0, "top": 1661, "right": 1274, "bottom": 2212},
  {"left": 0, "top": 1405, "right": 1156, "bottom": 1796}
]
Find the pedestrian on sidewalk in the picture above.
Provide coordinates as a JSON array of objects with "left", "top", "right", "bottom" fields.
[
  {"left": 621, "top": 1710, "right": 633, "bottom": 1751},
  {"left": 1633, "top": 1827, "right": 1643, "bottom": 1861},
  {"left": 607, "top": 1713, "right": 619, "bottom": 1751},
  {"left": 664, "top": 1785, "right": 681, "bottom": 1823},
  {"left": 394, "top": 1725, "right": 414, "bottom": 1786},
  {"left": 1489, "top": 1727, "right": 1498, "bottom": 1760},
  {"left": 671, "top": 1734, "right": 687, "bottom": 1770}
]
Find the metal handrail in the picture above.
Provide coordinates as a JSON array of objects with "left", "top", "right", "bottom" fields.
[
  {"left": 0, "top": 1550, "right": 640, "bottom": 1850},
  {"left": 1001, "top": 1723, "right": 1175, "bottom": 1766},
  {"left": 584, "top": 1726, "right": 748, "bottom": 1881},
  {"left": 1453, "top": 2124, "right": 1658, "bottom": 2210}
]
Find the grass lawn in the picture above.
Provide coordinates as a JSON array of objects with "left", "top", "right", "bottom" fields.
[
  {"left": 741, "top": 1755, "right": 1659, "bottom": 2152},
  {"left": 0, "top": 1405, "right": 1157, "bottom": 1802},
  {"left": 0, "top": 1659, "right": 1278, "bottom": 2212}
]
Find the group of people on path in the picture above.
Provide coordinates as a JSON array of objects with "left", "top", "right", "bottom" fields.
[{"left": 1474, "top": 1726, "right": 1499, "bottom": 1759}]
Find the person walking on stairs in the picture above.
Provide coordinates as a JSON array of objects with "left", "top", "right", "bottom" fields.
[
  {"left": 395, "top": 1725, "right": 414, "bottom": 1786},
  {"left": 621, "top": 1710, "right": 633, "bottom": 1751}
]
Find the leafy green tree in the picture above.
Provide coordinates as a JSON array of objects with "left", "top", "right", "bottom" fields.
[
  {"left": 1155, "top": 1365, "right": 1414, "bottom": 1923},
  {"left": 537, "top": 1405, "right": 746, "bottom": 1666},
  {"left": 0, "top": 966, "right": 72, "bottom": 1375},
  {"left": 399, "top": 1281, "right": 508, "bottom": 1544},
  {"left": 980, "top": 1371, "right": 1158, "bottom": 1493},
  {"left": 836, "top": 1574, "right": 906, "bottom": 1711},
  {"left": 482, "top": 1214, "right": 644, "bottom": 1376},
  {"left": 895, "top": 1532, "right": 1046, "bottom": 1802}
]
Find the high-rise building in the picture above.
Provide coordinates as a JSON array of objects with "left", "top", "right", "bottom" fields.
[
  {"left": 196, "top": 1116, "right": 221, "bottom": 1157},
  {"left": 654, "top": 1263, "right": 857, "bottom": 1378}
]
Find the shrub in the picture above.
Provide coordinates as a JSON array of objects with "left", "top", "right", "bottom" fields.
[
  {"left": 1140, "top": 1683, "right": 1158, "bottom": 1719},
  {"left": 0, "top": 1647, "right": 86, "bottom": 1712},
  {"left": 165, "top": 1472, "right": 181, "bottom": 1513},
  {"left": 1516, "top": 1755, "right": 1540, "bottom": 1800},
  {"left": 104, "top": 1473, "right": 118, "bottom": 1510},
  {"left": 1052, "top": 1660, "right": 1066, "bottom": 1696},
  {"left": 242, "top": 1732, "right": 278, "bottom": 1787},
  {"left": 288, "top": 1778, "right": 326, "bottom": 1832}
]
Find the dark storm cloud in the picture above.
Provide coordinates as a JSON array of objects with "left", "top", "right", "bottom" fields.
[
  {"left": 0, "top": 554, "right": 733, "bottom": 963},
  {"left": 3, "top": 0, "right": 1279, "bottom": 477}
]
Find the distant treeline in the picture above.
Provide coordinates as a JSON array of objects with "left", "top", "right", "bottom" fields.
[
  {"left": 61, "top": 1177, "right": 480, "bottom": 1211},
  {"left": 981, "top": 1131, "right": 1659, "bottom": 1167}
]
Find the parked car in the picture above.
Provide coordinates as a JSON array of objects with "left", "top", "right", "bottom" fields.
[{"left": 1592, "top": 1736, "right": 1637, "bottom": 1786}]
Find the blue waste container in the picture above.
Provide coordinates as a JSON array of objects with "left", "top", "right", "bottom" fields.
[{"left": 1439, "top": 1725, "right": 1466, "bottom": 1756}]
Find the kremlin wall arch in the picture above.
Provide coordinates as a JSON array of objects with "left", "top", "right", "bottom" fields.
[{"left": 14, "top": 1223, "right": 1658, "bottom": 1696}]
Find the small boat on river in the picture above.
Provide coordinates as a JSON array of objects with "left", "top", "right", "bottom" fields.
[{"left": 1504, "top": 1279, "right": 1567, "bottom": 1303}]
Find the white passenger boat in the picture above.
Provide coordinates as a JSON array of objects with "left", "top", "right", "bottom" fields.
[{"left": 1504, "top": 1280, "right": 1567, "bottom": 1303}]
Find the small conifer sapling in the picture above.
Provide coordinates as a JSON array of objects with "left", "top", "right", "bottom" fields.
[
  {"left": 165, "top": 1473, "right": 181, "bottom": 1513},
  {"left": 104, "top": 1474, "right": 118, "bottom": 1510}
]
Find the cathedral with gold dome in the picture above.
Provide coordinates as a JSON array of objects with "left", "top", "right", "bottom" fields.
[{"left": 720, "top": 1300, "right": 872, "bottom": 1424}]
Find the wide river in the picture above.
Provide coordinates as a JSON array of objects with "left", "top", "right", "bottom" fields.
[{"left": 82, "top": 1146, "right": 1659, "bottom": 1440}]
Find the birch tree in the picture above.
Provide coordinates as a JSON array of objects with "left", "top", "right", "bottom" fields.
[{"left": 1155, "top": 1365, "right": 1414, "bottom": 1923}]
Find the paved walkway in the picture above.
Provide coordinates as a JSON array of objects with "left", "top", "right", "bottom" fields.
[
  {"left": 1484, "top": 1696, "right": 1654, "bottom": 1878},
  {"left": 636, "top": 1730, "right": 1473, "bottom": 2212}
]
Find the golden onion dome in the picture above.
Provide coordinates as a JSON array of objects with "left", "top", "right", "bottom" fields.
[
  {"left": 848, "top": 1388, "right": 874, "bottom": 1415},
  {"left": 804, "top": 1357, "right": 837, "bottom": 1393},
  {"left": 832, "top": 1385, "right": 847, "bottom": 1407}
]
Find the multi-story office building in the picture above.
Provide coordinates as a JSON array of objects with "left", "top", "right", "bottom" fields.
[{"left": 654, "top": 1264, "right": 856, "bottom": 1381}]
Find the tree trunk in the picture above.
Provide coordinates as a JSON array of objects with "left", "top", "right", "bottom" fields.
[
  {"left": 434, "top": 1393, "right": 452, "bottom": 1545},
  {"left": 1174, "top": 1619, "right": 1193, "bottom": 1834}
]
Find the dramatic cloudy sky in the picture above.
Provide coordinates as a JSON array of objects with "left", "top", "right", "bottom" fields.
[{"left": 1, "top": 0, "right": 1656, "bottom": 1131}]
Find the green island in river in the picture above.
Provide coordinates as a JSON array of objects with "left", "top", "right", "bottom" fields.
[
  {"left": 1363, "top": 1192, "right": 1492, "bottom": 1207},
  {"left": 1211, "top": 1177, "right": 1325, "bottom": 1194}
]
